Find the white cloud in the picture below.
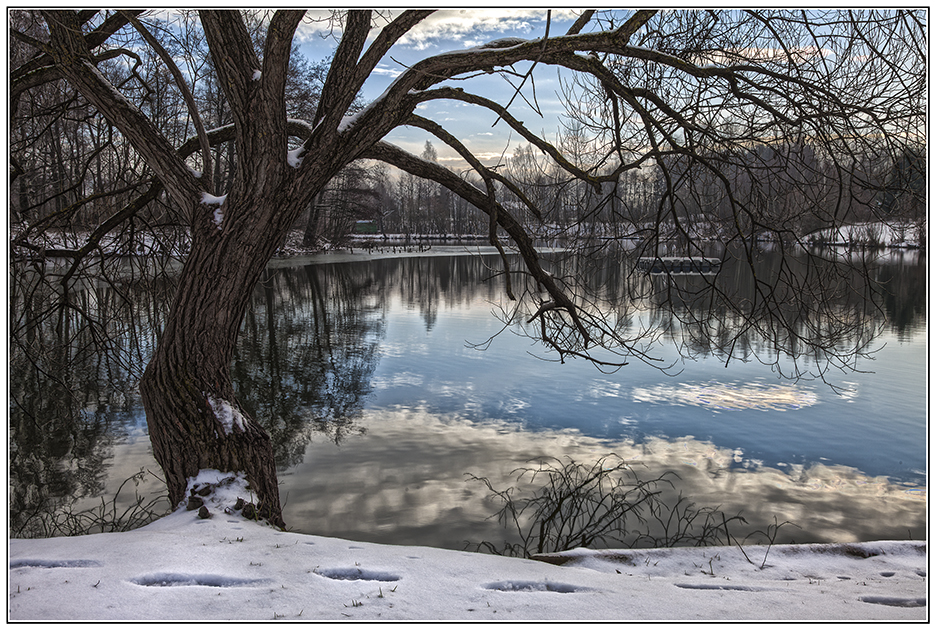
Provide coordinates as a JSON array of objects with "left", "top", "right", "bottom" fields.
[
  {"left": 296, "top": 9, "right": 584, "bottom": 53},
  {"left": 473, "top": 152, "right": 510, "bottom": 161},
  {"left": 371, "top": 65, "right": 403, "bottom": 78},
  {"left": 396, "top": 10, "right": 581, "bottom": 50}
]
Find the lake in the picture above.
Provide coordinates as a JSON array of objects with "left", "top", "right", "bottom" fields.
[{"left": 9, "top": 245, "right": 926, "bottom": 551}]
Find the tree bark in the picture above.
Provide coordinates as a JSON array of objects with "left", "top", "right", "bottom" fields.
[
  {"left": 138, "top": 193, "right": 302, "bottom": 527},
  {"left": 302, "top": 192, "right": 323, "bottom": 247}
]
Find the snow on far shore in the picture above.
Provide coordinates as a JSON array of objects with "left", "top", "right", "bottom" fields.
[
  {"left": 8, "top": 472, "right": 927, "bottom": 621},
  {"left": 806, "top": 220, "right": 924, "bottom": 249},
  {"left": 13, "top": 218, "right": 924, "bottom": 263}
]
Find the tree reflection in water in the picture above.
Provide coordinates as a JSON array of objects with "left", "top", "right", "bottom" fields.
[{"left": 9, "top": 247, "right": 926, "bottom": 544}]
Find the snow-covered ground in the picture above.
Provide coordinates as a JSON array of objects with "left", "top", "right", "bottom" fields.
[{"left": 8, "top": 472, "right": 927, "bottom": 621}]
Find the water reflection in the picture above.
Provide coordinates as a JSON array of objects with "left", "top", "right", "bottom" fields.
[
  {"left": 278, "top": 408, "right": 925, "bottom": 550},
  {"left": 9, "top": 246, "right": 926, "bottom": 548},
  {"left": 631, "top": 380, "right": 819, "bottom": 412},
  {"left": 233, "top": 264, "right": 385, "bottom": 464},
  {"left": 9, "top": 269, "right": 167, "bottom": 536}
]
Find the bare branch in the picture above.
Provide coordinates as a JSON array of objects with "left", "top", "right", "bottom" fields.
[
  {"left": 41, "top": 10, "right": 201, "bottom": 212},
  {"left": 363, "top": 141, "right": 594, "bottom": 347},
  {"left": 412, "top": 87, "right": 605, "bottom": 190},
  {"left": 404, "top": 114, "right": 543, "bottom": 220},
  {"left": 124, "top": 12, "right": 213, "bottom": 190},
  {"left": 566, "top": 10, "right": 595, "bottom": 35},
  {"left": 59, "top": 180, "right": 164, "bottom": 286}
]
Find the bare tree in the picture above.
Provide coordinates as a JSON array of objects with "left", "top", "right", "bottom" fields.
[{"left": 10, "top": 9, "right": 925, "bottom": 527}]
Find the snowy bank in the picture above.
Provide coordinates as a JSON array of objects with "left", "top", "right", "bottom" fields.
[
  {"left": 8, "top": 474, "right": 927, "bottom": 621},
  {"left": 806, "top": 220, "right": 924, "bottom": 249}
]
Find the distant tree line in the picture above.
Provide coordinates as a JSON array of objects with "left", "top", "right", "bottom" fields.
[{"left": 12, "top": 10, "right": 923, "bottom": 251}]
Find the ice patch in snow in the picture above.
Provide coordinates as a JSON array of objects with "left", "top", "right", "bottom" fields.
[
  {"left": 484, "top": 580, "right": 587, "bottom": 593},
  {"left": 10, "top": 559, "right": 103, "bottom": 569},
  {"left": 315, "top": 567, "right": 401, "bottom": 582},
  {"left": 206, "top": 396, "right": 248, "bottom": 434}
]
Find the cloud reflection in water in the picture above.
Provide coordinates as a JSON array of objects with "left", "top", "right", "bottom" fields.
[
  {"left": 632, "top": 380, "right": 819, "bottom": 412},
  {"left": 280, "top": 407, "right": 924, "bottom": 552}
]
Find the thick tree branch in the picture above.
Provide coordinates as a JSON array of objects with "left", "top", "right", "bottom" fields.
[
  {"left": 199, "top": 10, "right": 260, "bottom": 141},
  {"left": 566, "top": 10, "right": 596, "bottom": 36},
  {"left": 12, "top": 10, "right": 143, "bottom": 83},
  {"left": 11, "top": 10, "right": 145, "bottom": 119},
  {"left": 314, "top": 10, "right": 372, "bottom": 131},
  {"left": 616, "top": 10, "right": 657, "bottom": 40},
  {"left": 353, "top": 11, "right": 434, "bottom": 90},
  {"left": 10, "top": 27, "right": 51, "bottom": 54},
  {"left": 261, "top": 11, "right": 306, "bottom": 122}
]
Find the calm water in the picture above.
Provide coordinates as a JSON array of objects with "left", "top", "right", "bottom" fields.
[{"left": 10, "top": 246, "right": 926, "bottom": 549}]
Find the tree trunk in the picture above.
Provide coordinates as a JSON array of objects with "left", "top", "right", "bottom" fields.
[
  {"left": 302, "top": 192, "right": 323, "bottom": 247},
  {"left": 138, "top": 194, "right": 301, "bottom": 528}
]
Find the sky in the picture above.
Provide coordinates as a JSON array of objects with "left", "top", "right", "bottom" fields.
[
  {"left": 8, "top": 470, "right": 928, "bottom": 621},
  {"left": 294, "top": 10, "right": 587, "bottom": 170}
]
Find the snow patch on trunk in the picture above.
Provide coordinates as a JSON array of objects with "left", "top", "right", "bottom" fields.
[
  {"left": 201, "top": 192, "right": 226, "bottom": 205},
  {"left": 338, "top": 112, "right": 361, "bottom": 132},
  {"left": 201, "top": 193, "right": 227, "bottom": 230},
  {"left": 206, "top": 396, "right": 248, "bottom": 435},
  {"left": 287, "top": 146, "right": 305, "bottom": 168}
]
